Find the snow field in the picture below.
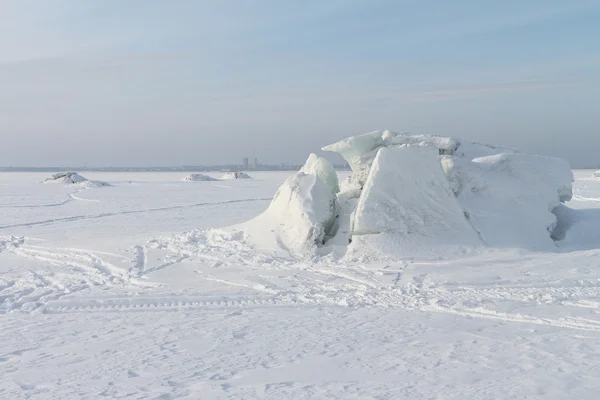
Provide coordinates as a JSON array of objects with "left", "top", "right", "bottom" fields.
[{"left": 0, "top": 167, "right": 599, "bottom": 399}]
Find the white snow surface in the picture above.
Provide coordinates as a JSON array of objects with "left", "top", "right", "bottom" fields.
[
  {"left": 237, "top": 172, "right": 338, "bottom": 255},
  {"left": 594, "top": 170, "right": 600, "bottom": 178},
  {"left": 181, "top": 173, "right": 219, "bottom": 182},
  {"left": 221, "top": 172, "right": 252, "bottom": 180},
  {"left": 2, "top": 170, "right": 600, "bottom": 399},
  {"left": 351, "top": 146, "right": 481, "bottom": 257}
]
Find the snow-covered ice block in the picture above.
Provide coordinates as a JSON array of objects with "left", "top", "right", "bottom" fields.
[
  {"left": 222, "top": 172, "right": 252, "bottom": 180},
  {"left": 350, "top": 146, "right": 481, "bottom": 257},
  {"left": 322, "top": 130, "right": 385, "bottom": 171},
  {"left": 181, "top": 173, "right": 219, "bottom": 182},
  {"left": 300, "top": 153, "right": 340, "bottom": 194},
  {"left": 322, "top": 130, "right": 386, "bottom": 185},
  {"left": 239, "top": 172, "right": 338, "bottom": 255},
  {"left": 445, "top": 153, "right": 573, "bottom": 250},
  {"left": 384, "top": 133, "right": 459, "bottom": 155},
  {"left": 322, "top": 130, "right": 514, "bottom": 189}
]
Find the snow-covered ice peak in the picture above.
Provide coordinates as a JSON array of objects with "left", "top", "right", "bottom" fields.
[{"left": 300, "top": 153, "right": 340, "bottom": 194}]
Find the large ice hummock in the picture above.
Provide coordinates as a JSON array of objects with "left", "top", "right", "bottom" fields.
[{"left": 235, "top": 129, "right": 574, "bottom": 258}]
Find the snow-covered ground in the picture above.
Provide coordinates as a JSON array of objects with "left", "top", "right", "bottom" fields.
[{"left": 2, "top": 170, "right": 600, "bottom": 399}]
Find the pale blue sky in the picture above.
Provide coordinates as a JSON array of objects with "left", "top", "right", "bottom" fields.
[{"left": 1, "top": 0, "right": 600, "bottom": 167}]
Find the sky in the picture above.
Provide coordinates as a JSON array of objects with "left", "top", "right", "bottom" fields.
[{"left": 1, "top": 0, "right": 600, "bottom": 167}]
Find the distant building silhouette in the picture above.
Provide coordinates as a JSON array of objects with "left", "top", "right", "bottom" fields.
[
  {"left": 242, "top": 157, "right": 249, "bottom": 169},
  {"left": 253, "top": 158, "right": 258, "bottom": 169}
]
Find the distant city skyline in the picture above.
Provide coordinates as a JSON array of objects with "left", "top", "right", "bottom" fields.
[{"left": 1, "top": 1, "right": 600, "bottom": 167}]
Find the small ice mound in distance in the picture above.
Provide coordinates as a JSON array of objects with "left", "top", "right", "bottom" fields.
[
  {"left": 593, "top": 170, "right": 600, "bottom": 178},
  {"left": 44, "top": 172, "right": 109, "bottom": 187},
  {"left": 180, "top": 173, "right": 219, "bottom": 182},
  {"left": 236, "top": 171, "right": 338, "bottom": 257},
  {"left": 221, "top": 172, "right": 252, "bottom": 180},
  {"left": 228, "top": 129, "right": 574, "bottom": 259},
  {"left": 44, "top": 172, "right": 85, "bottom": 184}
]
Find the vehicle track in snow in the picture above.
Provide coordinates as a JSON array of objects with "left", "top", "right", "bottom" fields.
[
  {"left": 0, "top": 237, "right": 150, "bottom": 313},
  {"left": 4, "top": 232, "right": 600, "bottom": 332},
  {"left": 0, "top": 198, "right": 272, "bottom": 230},
  {"left": 1, "top": 185, "right": 97, "bottom": 209},
  {"left": 37, "top": 280, "right": 600, "bottom": 332},
  {"left": 42, "top": 294, "right": 307, "bottom": 313}
]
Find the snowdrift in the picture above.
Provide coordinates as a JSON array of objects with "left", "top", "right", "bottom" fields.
[
  {"left": 44, "top": 172, "right": 108, "bottom": 187},
  {"left": 180, "top": 174, "right": 219, "bottom": 182},
  {"left": 221, "top": 172, "right": 252, "bottom": 180},
  {"left": 594, "top": 170, "right": 600, "bottom": 178},
  {"left": 233, "top": 129, "right": 574, "bottom": 258}
]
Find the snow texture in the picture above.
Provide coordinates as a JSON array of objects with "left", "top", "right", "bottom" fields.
[
  {"left": 222, "top": 172, "right": 252, "bottom": 180},
  {"left": 300, "top": 153, "right": 340, "bottom": 194},
  {"left": 180, "top": 173, "right": 219, "bottom": 182},
  {"left": 1, "top": 170, "right": 600, "bottom": 399},
  {"left": 594, "top": 170, "right": 600, "bottom": 178},
  {"left": 238, "top": 172, "right": 338, "bottom": 255}
]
